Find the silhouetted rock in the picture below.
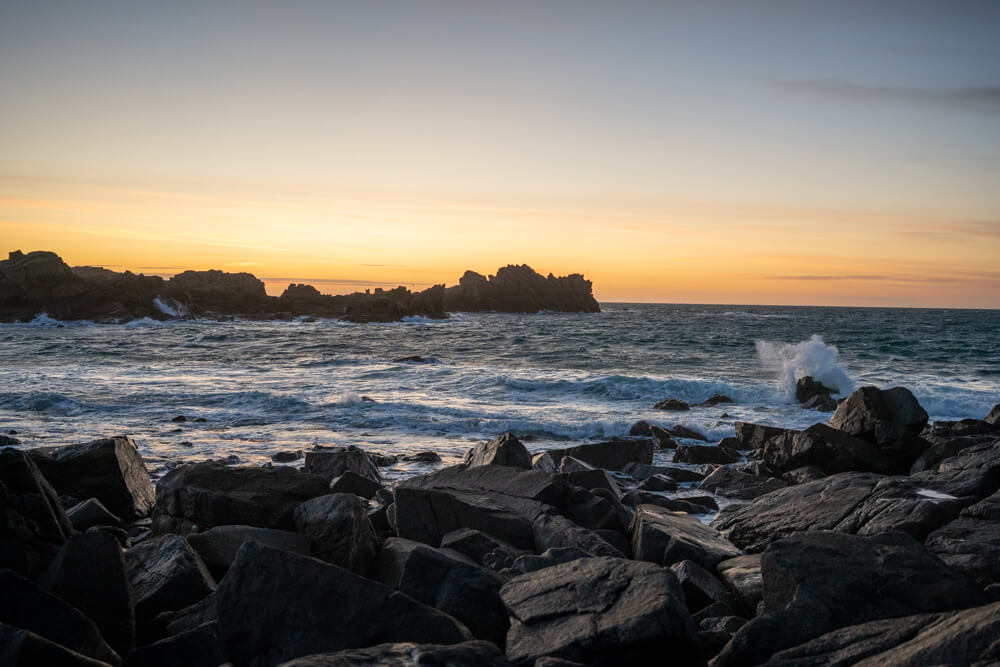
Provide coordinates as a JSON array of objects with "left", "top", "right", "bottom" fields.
[
  {"left": 794, "top": 376, "right": 835, "bottom": 404},
  {"left": 292, "top": 494, "right": 376, "bottom": 574},
  {"left": 674, "top": 444, "right": 740, "bottom": 465},
  {"left": 653, "top": 398, "right": 689, "bottom": 411},
  {"left": 442, "top": 265, "right": 599, "bottom": 314},
  {"left": 698, "top": 394, "right": 734, "bottom": 407},
  {"left": 186, "top": 525, "right": 311, "bottom": 580},
  {"left": 464, "top": 432, "right": 531, "bottom": 469}
]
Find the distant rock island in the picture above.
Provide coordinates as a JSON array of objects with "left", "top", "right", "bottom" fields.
[{"left": 0, "top": 250, "right": 600, "bottom": 323}]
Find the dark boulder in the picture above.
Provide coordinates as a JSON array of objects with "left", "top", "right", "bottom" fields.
[
  {"left": 698, "top": 467, "right": 787, "bottom": 500},
  {"left": 270, "top": 450, "right": 302, "bottom": 463},
  {"left": 624, "top": 462, "right": 708, "bottom": 482},
  {"left": 439, "top": 528, "right": 527, "bottom": 567},
  {"left": 715, "top": 555, "right": 763, "bottom": 615},
  {"left": 464, "top": 432, "right": 531, "bottom": 469},
  {"left": 216, "top": 542, "right": 471, "bottom": 667},
  {"left": 152, "top": 462, "right": 328, "bottom": 534},
  {"left": 671, "top": 559, "right": 738, "bottom": 615},
  {"left": 636, "top": 474, "right": 677, "bottom": 492},
  {"left": 531, "top": 513, "right": 623, "bottom": 558},
  {"left": 292, "top": 494, "right": 376, "bottom": 574},
  {"left": 28, "top": 437, "right": 155, "bottom": 520},
  {"left": 654, "top": 398, "right": 689, "bottom": 411},
  {"left": 985, "top": 404, "right": 1000, "bottom": 425},
  {"left": 698, "top": 394, "right": 734, "bottom": 407},
  {"left": 732, "top": 422, "right": 792, "bottom": 450},
  {"left": 650, "top": 425, "right": 678, "bottom": 449},
  {"left": 401, "top": 451, "right": 441, "bottom": 463},
  {"left": 503, "top": 546, "right": 592, "bottom": 577},
  {"left": 828, "top": 386, "right": 929, "bottom": 468},
  {"left": 186, "top": 525, "right": 311, "bottom": 580},
  {"left": 668, "top": 424, "right": 710, "bottom": 442},
  {"left": 544, "top": 438, "right": 653, "bottom": 471},
  {"left": 125, "top": 535, "right": 216, "bottom": 631},
  {"left": 761, "top": 423, "right": 898, "bottom": 475},
  {"left": 275, "top": 640, "right": 511, "bottom": 666},
  {"left": 500, "top": 557, "right": 700, "bottom": 666},
  {"left": 794, "top": 376, "right": 835, "bottom": 405},
  {"left": 441, "top": 264, "right": 600, "bottom": 314},
  {"left": 673, "top": 445, "right": 740, "bottom": 465},
  {"left": 154, "top": 594, "right": 217, "bottom": 639},
  {"left": 328, "top": 471, "right": 381, "bottom": 499},
  {"left": 924, "top": 490, "right": 1000, "bottom": 585},
  {"left": 66, "top": 498, "right": 122, "bottom": 532},
  {"left": 303, "top": 446, "right": 381, "bottom": 483},
  {"left": 630, "top": 504, "right": 741, "bottom": 570},
  {"left": 712, "top": 531, "right": 989, "bottom": 667},
  {"left": 374, "top": 538, "right": 508, "bottom": 647},
  {"left": 629, "top": 421, "right": 652, "bottom": 437},
  {"left": 621, "top": 490, "right": 716, "bottom": 516}
]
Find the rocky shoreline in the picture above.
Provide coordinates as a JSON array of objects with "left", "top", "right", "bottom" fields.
[
  {"left": 3, "top": 386, "right": 1000, "bottom": 666},
  {"left": 0, "top": 250, "right": 600, "bottom": 324}
]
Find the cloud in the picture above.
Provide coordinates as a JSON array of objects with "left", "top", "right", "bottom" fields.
[
  {"left": 776, "top": 80, "right": 1000, "bottom": 113},
  {"left": 762, "top": 274, "right": 961, "bottom": 283}
]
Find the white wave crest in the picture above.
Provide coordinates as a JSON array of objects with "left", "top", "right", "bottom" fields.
[
  {"left": 153, "top": 297, "right": 185, "bottom": 317},
  {"left": 755, "top": 334, "right": 854, "bottom": 397}
]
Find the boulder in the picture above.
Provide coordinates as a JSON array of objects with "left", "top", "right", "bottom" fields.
[
  {"left": 27, "top": 437, "right": 155, "bottom": 520},
  {"left": 624, "top": 462, "right": 707, "bottom": 482},
  {"left": 500, "top": 557, "right": 700, "bottom": 665},
  {"left": 44, "top": 531, "right": 134, "bottom": 657},
  {"left": 649, "top": 425, "right": 678, "bottom": 449},
  {"left": 274, "top": 641, "right": 511, "bottom": 666},
  {"left": 698, "top": 394, "right": 734, "bottom": 407},
  {"left": 374, "top": 538, "right": 508, "bottom": 647},
  {"left": 562, "top": 467, "right": 621, "bottom": 496},
  {"left": 186, "top": 525, "right": 311, "bottom": 579},
  {"left": 0, "top": 447, "right": 73, "bottom": 578},
  {"left": 698, "top": 467, "right": 787, "bottom": 500},
  {"left": 924, "top": 490, "right": 1000, "bottom": 585},
  {"left": 215, "top": 542, "right": 471, "bottom": 667},
  {"left": 733, "top": 422, "right": 791, "bottom": 450},
  {"left": 764, "top": 602, "right": 1000, "bottom": 666},
  {"left": 630, "top": 504, "right": 741, "bottom": 570},
  {"left": 828, "top": 386, "right": 928, "bottom": 467},
  {"left": 292, "top": 494, "right": 376, "bottom": 574},
  {"left": 0, "top": 569, "right": 120, "bottom": 665},
  {"left": 621, "top": 490, "right": 716, "bottom": 516},
  {"left": 636, "top": 474, "right": 677, "bottom": 492},
  {"left": 303, "top": 446, "right": 381, "bottom": 483},
  {"left": 154, "top": 593, "right": 217, "bottom": 639},
  {"left": 464, "top": 432, "right": 531, "bottom": 469},
  {"left": 328, "top": 471, "right": 381, "bottom": 499},
  {"left": 125, "top": 535, "right": 216, "bottom": 631},
  {"left": 909, "top": 433, "right": 994, "bottom": 473},
  {"left": 762, "top": 423, "right": 899, "bottom": 475},
  {"left": 712, "top": 531, "right": 989, "bottom": 667},
  {"left": 654, "top": 398, "right": 689, "bottom": 411},
  {"left": 985, "top": 404, "right": 1000, "bottom": 425},
  {"left": 544, "top": 439, "right": 653, "bottom": 471},
  {"left": 629, "top": 421, "right": 652, "bottom": 437},
  {"left": 66, "top": 498, "right": 122, "bottom": 532},
  {"left": 794, "top": 376, "right": 835, "bottom": 404},
  {"left": 531, "top": 514, "right": 623, "bottom": 558},
  {"left": 668, "top": 425, "right": 709, "bottom": 442},
  {"left": 673, "top": 445, "right": 740, "bottom": 465},
  {"left": 439, "top": 528, "right": 527, "bottom": 566},
  {"left": 125, "top": 622, "right": 226, "bottom": 667},
  {"left": 0, "top": 622, "right": 114, "bottom": 667},
  {"left": 152, "top": 462, "right": 328, "bottom": 534},
  {"left": 936, "top": 438, "right": 1000, "bottom": 474},
  {"left": 503, "top": 547, "right": 593, "bottom": 577},
  {"left": 801, "top": 394, "right": 838, "bottom": 412},
  {"left": 715, "top": 555, "right": 763, "bottom": 615},
  {"left": 671, "top": 560, "right": 738, "bottom": 615}
]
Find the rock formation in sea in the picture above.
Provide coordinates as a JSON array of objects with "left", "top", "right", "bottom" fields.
[{"left": 0, "top": 250, "right": 600, "bottom": 323}]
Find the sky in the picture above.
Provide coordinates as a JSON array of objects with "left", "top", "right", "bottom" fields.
[{"left": 1, "top": 1, "right": 999, "bottom": 307}]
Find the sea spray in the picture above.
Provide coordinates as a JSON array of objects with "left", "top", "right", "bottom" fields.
[{"left": 755, "top": 334, "right": 854, "bottom": 397}]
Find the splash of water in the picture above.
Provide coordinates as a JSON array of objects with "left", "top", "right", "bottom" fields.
[{"left": 755, "top": 334, "right": 854, "bottom": 397}]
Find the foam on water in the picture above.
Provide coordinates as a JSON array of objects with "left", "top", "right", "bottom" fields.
[{"left": 756, "top": 334, "right": 854, "bottom": 397}]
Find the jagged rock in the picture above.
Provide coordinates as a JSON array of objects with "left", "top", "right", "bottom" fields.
[
  {"left": 910, "top": 434, "right": 994, "bottom": 473},
  {"left": 442, "top": 264, "right": 600, "bottom": 314},
  {"left": 0, "top": 569, "right": 120, "bottom": 665},
  {"left": 27, "top": 437, "right": 155, "bottom": 520},
  {"left": 654, "top": 398, "right": 689, "bottom": 411},
  {"left": 761, "top": 423, "right": 898, "bottom": 475},
  {"left": 936, "top": 438, "right": 1000, "bottom": 473},
  {"left": 986, "top": 404, "right": 1000, "bottom": 425},
  {"left": 636, "top": 474, "right": 677, "bottom": 492},
  {"left": 802, "top": 395, "right": 838, "bottom": 412},
  {"left": 630, "top": 504, "right": 741, "bottom": 570},
  {"left": 0, "top": 621, "right": 114, "bottom": 667},
  {"left": 126, "top": 622, "right": 226, "bottom": 667},
  {"left": 0, "top": 447, "right": 73, "bottom": 578},
  {"left": 781, "top": 465, "right": 826, "bottom": 484},
  {"left": 328, "top": 471, "right": 381, "bottom": 499},
  {"left": 698, "top": 394, "right": 735, "bottom": 407},
  {"left": 557, "top": 456, "right": 592, "bottom": 474},
  {"left": 924, "top": 490, "right": 1000, "bottom": 585},
  {"left": 543, "top": 438, "right": 653, "bottom": 471},
  {"left": 439, "top": 528, "right": 527, "bottom": 566},
  {"left": 270, "top": 451, "right": 302, "bottom": 463},
  {"left": 673, "top": 445, "right": 740, "bottom": 465},
  {"left": 66, "top": 498, "right": 122, "bottom": 531},
  {"left": 650, "top": 425, "right": 678, "bottom": 449},
  {"left": 374, "top": 538, "right": 508, "bottom": 647},
  {"left": 275, "top": 640, "right": 511, "bottom": 666},
  {"left": 292, "top": 494, "right": 376, "bottom": 574},
  {"left": 401, "top": 451, "right": 441, "bottom": 463},
  {"left": 500, "top": 557, "right": 700, "bottom": 665},
  {"left": 624, "top": 462, "right": 707, "bottom": 482},
  {"left": 44, "top": 531, "right": 134, "bottom": 657},
  {"left": 698, "top": 467, "right": 787, "bottom": 499},
  {"left": 712, "top": 531, "right": 989, "bottom": 667},
  {"left": 629, "top": 421, "right": 652, "bottom": 437},
  {"left": 671, "top": 560, "right": 738, "bottom": 615},
  {"left": 531, "top": 514, "right": 623, "bottom": 558},
  {"left": 125, "top": 535, "right": 216, "bottom": 630},
  {"left": 764, "top": 602, "right": 1000, "bottom": 666},
  {"left": 152, "top": 462, "right": 328, "bottom": 534},
  {"left": 794, "top": 376, "right": 836, "bottom": 404},
  {"left": 732, "top": 422, "right": 792, "bottom": 450},
  {"left": 186, "top": 525, "right": 311, "bottom": 580},
  {"left": 668, "top": 425, "right": 710, "bottom": 442},
  {"left": 216, "top": 542, "right": 471, "bottom": 666},
  {"left": 464, "top": 432, "right": 531, "bottom": 469},
  {"left": 561, "top": 467, "right": 621, "bottom": 497},
  {"left": 828, "top": 386, "right": 929, "bottom": 468},
  {"left": 304, "top": 446, "right": 382, "bottom": 483},
  {"left": 715, "top": 554, "right": 763, "bottom": 615}
]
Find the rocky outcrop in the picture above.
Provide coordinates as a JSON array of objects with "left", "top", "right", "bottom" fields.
[
  {"left": 443, "top": 265, "right": 599, "bottom": 314},
  {"left": 828, "top": 386, "right": 929, "bottom": 469},
  {"left": 465, "top": 432, "right": 532, "bottom": 469}
]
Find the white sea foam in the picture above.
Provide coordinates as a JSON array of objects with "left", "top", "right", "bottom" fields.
[
  {"left": 153, "top": 297, "right": 185, "bottom": 317},
  {"left": 756, "top": 335, "right": 854, "bottom": 397}
]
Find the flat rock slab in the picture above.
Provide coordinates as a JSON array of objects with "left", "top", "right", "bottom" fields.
[
  {"left": 152, "top": 462, "right": 329, "bottom": 534},
  {"left": 28, "top": 436, "right": 155, "bottom": 520},
  {"left": 274, "top": 640, "right": 511, "bottom": 666},
  {"left": 631, "top": 504, "right": 741, "bottom": 570},
  {"left": 216, "top": 542, "right": 471, "bottom": 667},
  {"left": 501, "top": 557, "right": 700, "bottom": 666}
]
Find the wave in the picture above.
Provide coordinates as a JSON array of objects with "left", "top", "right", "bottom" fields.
[
  {"left": 153, "top": 297, "right": 185, "bottom": 317},
  {"left": 756, "top": 335, "right": 854, "bottom": 397},
  {"left": 721, "top": 311, "right": 792, "bottom": 320},
  {"left": 0, "top": 391, "right": 88, "bottom": 415}
]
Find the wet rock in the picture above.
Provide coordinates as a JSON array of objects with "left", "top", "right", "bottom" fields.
[
  {"left": 500, "top": 556, "right": 700, "bottom": 666},
  {"left": 673, "top": 444, "right": 740, "bottom": 465},
  {"left": 761, "top": 423, "right": 898, "bottom": 475},
  {"left": 126, "top": 621, "right": 226, "bottom": 667},
  {"left": 152, "top": 462, "right": 328, "bottom": 534},
  {"left": 764, "top": 601, "right": 1000, "bottom": 666},
  {"left": 328, "top": 470, "right": 382, "bottom": 499},
  {"left": 292, "top": 494, "right": 376, "bottom": 574},
  {"left": 216, "top": 542, "right": 471, "bottom": 666},
  {"left": 28, "top": 436, "right": 155, "bottom": 520},
  {"left": 270, "top": 451, "right": 302, "bottom": 463},
  {"left": 630, "top": 504, "right": 741, "bottom": 570},
  {"left": 698, "top": 467, "right": 787, "bottom": 500},
  {"left": 544, "top": 438, "right": 653, "bottom": 471},
  {"left": 671, "top": 559, "right": 738, "bottom": 615},
  {"left": 712, "top": 531, "right": 989, "bottom": 667},
  {"left": 44, "top": 531, "right": 134, "bottom": 657},
  {"left": 698, "top": 394, "right": 734, "bottom": 407},
  {"left": 624, "top": 462, "right": 708, "bottom": 482},
  {"left": 304, "top": 446, "right": 382, "bottom": 483},
  {"left": 715, "top": 554, "right": 763, "bottom": 615},
  {"left": 936, "top": 438, "right": 1000, "bottom": 474},
  {"left": 171, "top": 416, "right": 187, "bottom": 423},
  {"left": 440, "top": 528, "right": 527, "bottom": 567},
  {"left": 561, "top": 467, "right": 621, "bottom": 496},
  {"left": 794, "top": 376, "right": 835, "bottom": 405},
  {"left": 374, "top": 538, "right": 508, "bottom": 647},
  {"left": 0, "top": 447, "right": 73, "bottom": 578},
  {"left": 986, "top": 404, "right": 1000, "bottom": 425},
  {"left": 801, "top": 394, "right": 838, "bottom": 412},
  {"left": 401, "top": 451, "right": 441, "bottom": 463},
  {"left": 668, "top": 424, "right": 709, "bottom": 441},
  {"left": 66, "top": 498, "right": 122, "bottom": 531},
  {"left": 275, "top": 640, "right": 510, "bottom": 666},
  {"left": 628, "top": 421, "right": 652, "bottom": 437},
  {"left": 621, "top": 490, "right": 715, "bottom": 515},
  {"left": 394, "top": 355, "right": 428, "bottom": 363},
  {"left": 924, "top": 490, "right": 1000, "bottom": 585},
  {"left": 650, "top": 425, "right": 678, "bottom": 449},
  {"left": 636, "top": 474, "right": 677, "bottom": 492},
  {"left": 654, "top": 398, "right": 690, "bottom": 411},
  {"left": 0, "top": 622, "right": 114, "bottom": 667},
  {"left": 464, "top": 432, "right": 531, "bottom": 469},
  {"left": 187, "top": 525, "right": 311, "bottom": 580},
  {"left": 0, "top": 433, "right": 20, "bottom": 445},
  {"left": 910, "top": 434, "right": 994, "bottom": 473},
  {"left": 125, "top": 535, "right": 216, "bottom": 630},
  {"left": 828, "top": 385, "right": 929, "bottom": 468},
  {"left": 733, "top": 422, "right": 792, "bottom": 450},
  {"left": 531, "top": 513, "right": 623, "bottom": 558},
  {"left": 0, "top": 569, "right": 120, "bottom": 665},
  {"left": 780, "top": 465, "right": 826, "bottom": 484}
]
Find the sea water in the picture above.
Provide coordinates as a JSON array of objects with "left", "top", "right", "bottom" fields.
[{"left": 1, "top": 304, "right": 997, "bottom": 482}]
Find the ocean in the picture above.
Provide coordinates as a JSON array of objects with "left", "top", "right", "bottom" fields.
[{"left": 2, "top": 304, "right": 998, "bottom": 485}]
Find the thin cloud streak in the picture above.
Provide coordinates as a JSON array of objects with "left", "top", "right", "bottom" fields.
[
  {"left": 776, "top": 80, "right": 1000, "bottom": 113},
  {"left": 762, "top": 274, "right": 963, "bottom": 283}
]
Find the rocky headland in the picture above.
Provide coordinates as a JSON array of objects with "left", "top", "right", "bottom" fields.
[
  {"left": 0, "top": 250, "right": 600, "bottom": 324},
  {"left": 3, "top": 385, "right": 999, "bottom": 665}
]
